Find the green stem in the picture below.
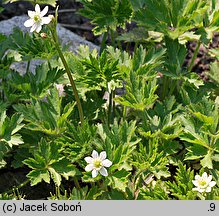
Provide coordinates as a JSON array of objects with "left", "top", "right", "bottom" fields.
[
  {"left": 188, "top": 41, "right": 201, "bottom": 73},
  {"left": 1, "top": 77, "right": 5, "bottom": 101},
  {"left": 112, "top": 90, "right": 116, "bottom": 121},
  {"left": 47, "top": 60, "right": 52, "bottom": 71},
  {"left": 108, "top": 91, "right": 113, "bottom": 126},
  {"left": 212, "top": 0, "right": 216, "bottom": 11},
  {"left": 4, "top": 179, "right": 30, "bottom": 195},
  {"left": 168, "top": 79, "right": 178, "bottom": 96},
  {"left": 51, "top": 30, "right": 84, "bottom": 126},
  {"left": 100, "top": 31, "right": 108, "bottom": 54},
  {"left": 122, "top": 106, "right": 127, "bottom": 122},
  {"left": 161, "top": 76, "right": 168, "bottom": 100},
  {"left": 73, "top": 177, "right": 81, "bottom": 190},
  {"left": 26, "top": 60, "right": 30, "bottom": 73},
  {"left": 110, "top": 29, "right": 116, "bottom": 48}
]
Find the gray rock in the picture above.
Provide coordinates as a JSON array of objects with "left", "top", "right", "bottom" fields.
[{"left": 0, "top": 16, "right": 99, "bottom": 74}]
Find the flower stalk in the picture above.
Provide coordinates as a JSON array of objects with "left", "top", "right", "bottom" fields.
[
  {"left": 47, "top": 8, "right": 84, "bottom": 126},
  {"left": 50, "top": 29, "right": 84, "bottom": 125},
  {"left": 188, "top": 40, "right": 201, "bottom": 73},
  {"left": 24, "top": 4, "right": 84, "bottom": 125}
]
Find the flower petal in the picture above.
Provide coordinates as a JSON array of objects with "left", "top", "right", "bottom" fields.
[
  {"left": 209, "top": 181, "right": 216, "bottom": 187},
  {"left": 92, "top": 150, "right": 98, "bottom": 159},
  {"left": 205, "top": 187, "right": 212, "bottom": 193},
  {"left": 202, "top": 172, "right": 207, "bottom": 179},
  {"left": 192, "top": 187, "right": 198, "bottom": 191},
  {"left": 84, "top": 156, "right": 94, "bottom": 164},
  {"left": 207, "top": 175, "right": 212, "bottom": 183},
  {"left": 41, "top": 17, "right": 51, "bottom": 25},
  {"left": 24, "top": 19, "right": 34, "bottom": 27},
  {"left": 35, "top": 4, "right": 41, "bottom": 13},
  {"left": 40, "top": 6, "right": 48, "bottom": 17},
  {"left": 35, "top": 23, "right": 42, "bottom": 33},
  {"left": 99, "top": 151, "right": 106, "bottom": 160},
  {"left": 30, "top": 23, "right": 37, "bottom": 32},
  {"left": 100, "top": 167, "right": 108, "bottom": 176},
  {"left": 198, "top": 188, "right": 206, "bottom": 193},
  {"left": 192, "top": 180, "right": 199, "bottom": 187},
  {"left": 92, "top": 169, "right": 98, "bottom": 178},
  {"left": 102, "top": 159, "right": 112, "bottom": 167},
  {"left": 195, "top": 175, "right": 200, "bottom": 180},
  {"left": 85, "top": 164, "right": 94, "bottom": 172},
  {"left": 28, "top": 10, "right": 35, "bottom": 18}
]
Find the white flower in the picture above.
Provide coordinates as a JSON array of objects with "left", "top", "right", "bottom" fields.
[
  {"left": 24, "top": 4, "right": 51, "bottom": 33},
  {"left": 85, "top": 150, "right": 112, "bottom": 178},
  {"left": 192, "top": 172, "right": 216, "bottom": 193}
]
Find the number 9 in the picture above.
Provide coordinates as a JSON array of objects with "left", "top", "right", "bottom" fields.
[{"left": 210, "top": 203, "right": 215, "bottom": 211}]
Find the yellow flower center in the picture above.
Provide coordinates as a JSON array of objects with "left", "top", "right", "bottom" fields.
[
  {"left": 34, "top": 15, "right": 40, "bottom": 22},
  {"left": 198, "top": 179, "right": 207, "bottom": 187},
  {"left": 93, "top": 159, "right": 102, "bottom": 169}
]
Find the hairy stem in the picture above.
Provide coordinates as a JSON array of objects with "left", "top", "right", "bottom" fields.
[{"left": 51, "top": 30, "right": 84, "bottom": 126}]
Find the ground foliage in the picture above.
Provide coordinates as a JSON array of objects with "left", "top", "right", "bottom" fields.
[{"left": 0, "top": 0, "right": 219, "bottom": 200}]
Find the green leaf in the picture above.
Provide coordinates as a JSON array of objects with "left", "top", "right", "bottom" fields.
[
  {"left": 180, "top": 97, "right": 219, "bottom": 168},
  {"left": 140, "top": 95, "right": 182, "bottom": 142},
  {"left": 7, "top": 134, "right": 24, "bottom": 147},
  {"left": 11, "top": 146, "right": 32, "bottom": 168},
  {"left": 132, "top": 45, "right": 165, "bottom": 76},
  {"left": 27, "top": 170, "right": 50, "bottom": 186},
  {"left": 108, "top": 169, "right": 131, "bottom": 192},
  {"left": 132, "top": 140, "right": 170, "bottom": 181},
  {"left": 50, "top": 158, "right": 77, "bottom": 180},
  {"left": 207, "top": 62, "right": 219, "bottom": 88},
  {"left": 114, "top": 71, "right": 158, "bottom": 111},
  {"left": 24, "top": 139, "right": 76, "bottom": 186},
  {"left": 7, "top": 29, "right": 57, "bottom": 61},
  {"left": 48, "top": 167, "right": 62, "bottom": 187},
  {"left": 166, "top": 161, "right": 196, "bottom": 200},
  {"left": 138, "top": 181, "right": 169, "bottom": 200},
  {"left": 185, "top": 145, "right": 207, "bottom": 161},
  {"left": 178, "top": 31, "right": 201, "bottom": 44},
  {"left": 212, "top": 154, "right": 219, "bottom": 162},
  {"left": 86, "top": 186, "right": 105, "bottom": 200},
  {"left": 13, "top": 88, "right": 74, "bottom": 135},
  {"left": 63, "top": 121, "right": 97, "bottom": 163},
  {"left": 80, "top": 49, "right": 121, "bottom": 90},
  {"left": 79, "top": 0, "right": 132, "bottom": 35},
  {"left": 96, "top": 120, "right": 140, "bottom": 171},
  {"left": 0, "top": 111, "right": 24, "bottom": 168},
  {"left": 133, "top": 0, "right": 208, "bottom": 36},
  {"left": 133, "top": 0, "right": 170, "bottom": 32},
  {"left": 107, "top": 189, "right": 127, "bottom": 200},
  {"left": 193, "top": 112, "right": 214, "bottom": 126},
  {"left": 200, "top": 151, "right": 213, "bottom": 169}
]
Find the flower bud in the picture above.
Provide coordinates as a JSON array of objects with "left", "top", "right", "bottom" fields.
[
  {"left": 48, "top": 15, "right": 55, "bottom": 22},
  {"left": 40, "top": 32, "right": 47, "bottom": 39}
]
